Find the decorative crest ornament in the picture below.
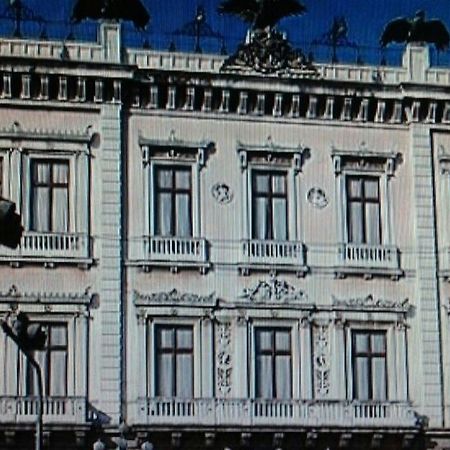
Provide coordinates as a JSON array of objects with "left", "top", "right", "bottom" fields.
[
  {"left": 221, "top": 29, "right": 317, "bottom": 75},
  {"left": 239, "top": 274, "right": 307, "bottom": 303}
]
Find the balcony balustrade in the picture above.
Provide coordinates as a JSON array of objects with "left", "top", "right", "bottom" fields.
[
  {"left": 337, "top": 243, "right": 401, "bottom": 274},
  {"left": 241, "top": 240, "right": 306, "bottom": 269},
  {"left": 135, "top": 398, "right": 416, "bottom": 428},
  {"left": 0, "top": 232, "right": 91, "bottom": 261},
  {"left": 0, "top": 396, "right": 87, "bottom": 424},
  {"left": 144, "top": 236, "right": 209, "bottom": 264}
]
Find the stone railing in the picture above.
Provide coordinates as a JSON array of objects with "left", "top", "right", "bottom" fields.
[
  {"left": 241, "top": 239, "right": 305, "bottom": 267},
  {"left": 0, "top": 232, "right": 91, "bottom": 260},
  {"left": 134, "top": 398, "right": 417, "bottom": 428},
  {"left": 0, "top": 38, "right": 103, "bottom": 62},
  {"left": 0, "top": 396, "right": 87, "bottom": 424},
  {"left": 144, "top": 236, "right": 209, "bottom": 264},
  {"left": 338, "top": 243, "right": 400, "bottom": 272}
]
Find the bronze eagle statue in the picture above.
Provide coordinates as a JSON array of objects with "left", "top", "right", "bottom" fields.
[
  {"left": 218, "top": 0, "right": 306, "bottom": 30},
  {"left": 380, "top": 10, "right": 450, "bottom": 50},
  {"left": 71, "top": 0, "right": 150, "bottom": 30}
]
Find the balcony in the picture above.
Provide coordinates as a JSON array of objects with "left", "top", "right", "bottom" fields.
[
  {"left": 240, "top": 240, "right": 307, "bottom": 274},
  {"left": 0, "top": 396, "right": 87, "bottom": 424},
  {"left": 136, "top": 236, "right": 209, "bottom": 272},
  {"left": 336, "top": 243, "right": 402, "bottom": 278},
  {"left": 0, "top": 232, "right": 91, "bottom": 265},
  {"left": 134, "top": 398, "right": 417, "bottom": 429}
]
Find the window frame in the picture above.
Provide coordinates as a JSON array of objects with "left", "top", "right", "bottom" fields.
[
  {"left": 251, "top": 169, "right": 289, "bottom": 241},
  {"left": 146, "top": 318, "right": 201, "bottom": 399},
  {"left": 250, "top": 320, "right": 301, "bottom": 400},
  {"left": 351, "top": 329, "right": 387, "bottom": 401},
  {"left": 154, "top": 324, "right": 194, "bottom": 398},
  {"left": 254, "top": 326, "right": 293, "bottom": 399},
  {"left": 29, "top": 158, "right": 71, "bottom": 233},
  {"left": 345, "top": 175, "right": 382, "bottom": 245},
  {"left": 153, "top": 164, "right": 193, "bottom": 238},
  {"left": 23, "top": 322, "right": 69, "bottom": 397}
]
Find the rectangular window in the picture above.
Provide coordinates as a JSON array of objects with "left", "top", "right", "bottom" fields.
[
  {"left": 346, "top": 176, "right": 381, "bottom": 244},
  {"left": 25, "top": 323, "right": 68, "bottom": 397},
  {"left": 255, "top": 328, "right": 292, "bottom": 399},
  {"left": 155, "top": 325, "right": 193, "bottom": 398},
  {"left": 352, "top": 331, "right": 387, "bottom": 401},
  {"left": 30, "top": 160, "right": 69, "bottom": 232},
  {"left": 154, "top": 166, "right": 192, "bottom": 237},
  {"left": 252, "top": 171, "right": 288, "bottom": 240}
]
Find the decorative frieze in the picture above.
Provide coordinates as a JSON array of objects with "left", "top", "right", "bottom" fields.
[
  {"left": 239, "top": 274, "right": 308, "bottom": 304},
  {"left": 134, "top": 289, "right": 217, "bottom": 307},
  {"left": 0, "top": 284, "right": 93, "bottom": 304},
  {"left": 332, "top": 294, "right": 410, "bottom": 312}
]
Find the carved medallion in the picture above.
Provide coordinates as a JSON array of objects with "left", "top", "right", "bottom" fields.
[
  {"left": 307, "top": 187, "right": 328, "bottom": 209},
  {"left": 212, "top": 183, "right": 233, "bottom": 204}
]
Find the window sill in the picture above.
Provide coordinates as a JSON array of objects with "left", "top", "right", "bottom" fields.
[
  {"left": 133, "top": 397, "right": 417, "bottom": 428},
  {"left": 239, "top": 239, "right": 308, "bottom": 275},
  {"left": 0, "top": 396, "right": 87, "bottom": 424},
  {"left": 0, "top": 232, "right": 93, "bottom": 268},
  {"left": 335, "top": 243, "right": 402, "bottom": 279}
]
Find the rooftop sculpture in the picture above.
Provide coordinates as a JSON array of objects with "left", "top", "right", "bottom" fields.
[
  {"left": 218, "top": 0, "right": 305, "bottom": 31},
  {"left": 71, "top": 0, "right": 150, "bottom": 29},
  {"left": 218, "top": 0, "right": 315, "bottom": 75},
  {"left": 381, "top": 10, "right": 450, "bottom": 50}
]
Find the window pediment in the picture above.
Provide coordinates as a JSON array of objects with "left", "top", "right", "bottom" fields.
[
  {"left": 331, "top": 145, "right": 402, "bottom": 175},
  {"left": 139, "top": 130, "right": 215, "bottom": 169},
  {"left": 237, "top": 136, "right": 309, "bottom": 173}
]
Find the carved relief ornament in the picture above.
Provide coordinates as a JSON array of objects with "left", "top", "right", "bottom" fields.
[
  {"left": 332, "top": 294, "right": 410, "bottom": 312},
  {"left": 134, "top": 289, "right": 217, "bottom": 307}
]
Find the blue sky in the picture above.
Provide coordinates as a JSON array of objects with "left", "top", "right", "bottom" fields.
[{"left": 2, "top": 0, "right": 450, "bottom": 65}]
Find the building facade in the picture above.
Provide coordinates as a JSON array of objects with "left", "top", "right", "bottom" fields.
[{"left": 0, "top": 21, "right": 450, "bottom": 450}]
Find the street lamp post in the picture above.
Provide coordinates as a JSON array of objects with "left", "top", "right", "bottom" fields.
[{"left": 1, "top": 313, "right": 47, "bottom": 450}]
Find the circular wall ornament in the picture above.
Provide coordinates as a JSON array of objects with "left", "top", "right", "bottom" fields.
[
  {"left": 307, "top": 187, "right": 328, "bottom": 209},
  {"left": 212, "top": 183, "right": 233, "bottom": 204}
]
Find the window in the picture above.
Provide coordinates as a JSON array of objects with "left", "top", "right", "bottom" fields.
[
  {"left": 155, "top": 325, "right": 193, "bottom": 398},
  {"left": 255, "top": 328, "right": 292, "bottom": 399},
  {"left": 346, "top": 176, "right": 381, "bottom": 245},
  {"left": 24, "top": 323, "right": 68, "bottom": 397},
  {"left": 252, "top": 171, "right": 288, "bottom": 240},
  {"left": 30, "top": 160, "right": 69, "bottom": 232},
  {"left": 352, "top": 331, "right": 387, "bottom": 401},
  {"left": 154, "top": 166, "right": 192, "bottom": 237}
]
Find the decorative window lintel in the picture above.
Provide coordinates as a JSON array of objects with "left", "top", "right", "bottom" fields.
[
  {"left": 331, "top": 146, "right": 402, "bottom": 176},
  {"left": 237, "top": 136, "right": 310, "bottom": 174},
  {"left": 139, "top": 130, "right": 214, "bottom": 169}
]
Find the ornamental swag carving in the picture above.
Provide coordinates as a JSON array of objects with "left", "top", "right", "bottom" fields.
[
  {"left": 216, "top": 322, "right": 232, "bottom": 396},
  {"left": 239, "top": 275, "right": 307, "bottom": 303}
]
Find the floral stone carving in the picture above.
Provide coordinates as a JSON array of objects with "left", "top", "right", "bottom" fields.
[
  {"left": 216, "top": 322, "right": 232, "bottom": 396},
  {"left": 314, "top": 324, "right": 330, "bottom": 398}
]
